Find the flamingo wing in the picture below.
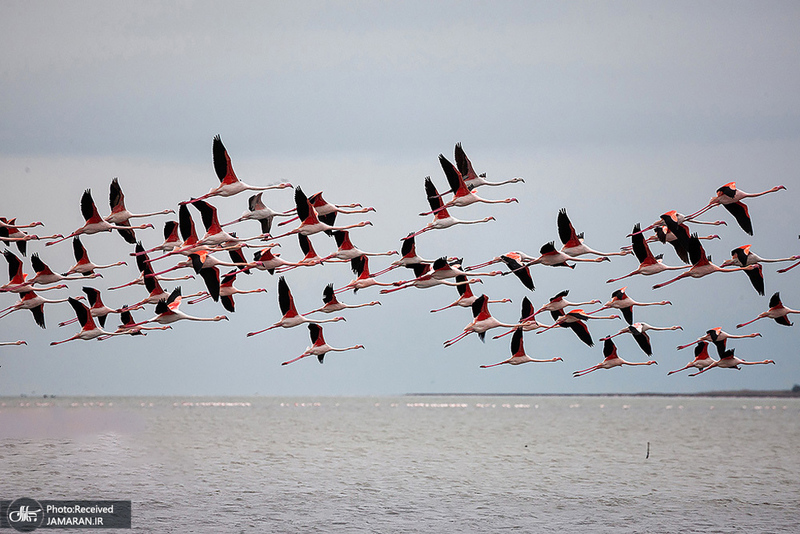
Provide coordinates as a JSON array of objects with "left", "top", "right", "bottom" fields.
[
  {"left": 723, "top": 202, "right": 753, "bottom": 235},
  {"left": 213, "top": 135, "right": 238, "bottom": 185}
]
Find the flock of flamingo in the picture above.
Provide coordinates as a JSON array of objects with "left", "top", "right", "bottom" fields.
[{"left": 1, "top": 136, "right": 797, "bottom": 380}]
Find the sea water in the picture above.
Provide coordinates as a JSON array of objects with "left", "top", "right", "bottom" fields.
[{"left": 1, "top": 396, "right": 798, "bottom": 533}]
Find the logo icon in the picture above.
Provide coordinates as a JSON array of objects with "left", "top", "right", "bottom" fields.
[{"left": 7, "top": 498, "right": 44, "bottom": 532}]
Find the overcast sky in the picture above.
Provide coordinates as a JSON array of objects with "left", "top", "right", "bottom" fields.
[{"left": 1, "top": 1, "right": 799, "bottom": 396}]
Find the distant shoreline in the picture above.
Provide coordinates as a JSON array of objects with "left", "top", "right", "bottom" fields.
[{"left": 408, "top": 390, "right": 800, "bottom": 398}]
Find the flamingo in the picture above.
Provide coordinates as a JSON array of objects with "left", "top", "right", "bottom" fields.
[
  {"left": 62, "top": 237, "right": 127, "bottom": 277},
  {"left": 58, "top": 287, "right": 138, "bottom": 328},
  {"left": 275, "top": 234, "right": 326, "bottom": 272},
  {"left": 278, "top": 190, "right": 375, "bottom": 228},
  {"left": 572, "top": 338, "right": 657, "bottom": 377},
  {"left": 184, "top": 134, "right": 292, "bottom": 203},
  {"left": 105, "top": 177, "right": 173, "bottom": 243},
  {"left": 188, "top": 270, "right": 267, "bottom": 312},
  {"left": 1, "top": 249, "right": 77, "bottom": 293},
  {"left": 419, "top": 154, "right": 518, "bottom": 215},
  {"left": 652, "top": 234, "right": 763, "bottom": 294},
  {"left": 222, "top": 192, "right": 295, "bottom": 235},
  {"left": 98, "top": 307, "right": 172, "bottom": 340},
  {"left": 601, "top": 322, "right": 683, "bottom": 356},
  {"left": 306, "top": 283, "right": 381, "bottom": 315},
  {"left": 532, "top": 290, "right": 601, "bottom": 320},
  {"left": 431, "top": 275, "right": 510, "bottom": 313},
  {"left": 27, "top": 253, "right": 103, "bottom": 285},
  {"left": 322, "top": 230, "right": 398, "bottom": 263},
  {"left": 50, "top": 297, "right": 128, "bottom": 345},
  {"left": 281, "top": 324, "right": 365, "bottom": 366},
  {"left": 134, "top": 220, "right": 182, "bottom": 256},
  {"left": 629, "top": 209, "right": 726, "bottom": 239},
  {"left": 688, "top": 348, "right": 774, "bottom": 376},
  {"left": 557, "top": 209, "right": 629, "bottom": 257},
  {"left": 591, "top": 287, "right": 671, "bottom": 325},
  {"left": 676, "top": 327, "right": 762, "bottom": 356},
  {"left": 235, "top": 246, "right": 304, "bottom": 275},
  {"left": 443, "top": 294, "right": 527, "bottom": 347},
  {"left": 668, "top": 341, "right": 717, "bottom": 376},
  {"left": 0, "top": 288, "right": 72, "bottom": 327},
  {"left": 187, "top": 253, "right": 221, "bottom": 302},
  {"left": 453, "top": 142, "right": 524, "bottom": 189},
  {"left": 409, "top": 178, "right": 495, "bottom": 238},
  {"left": 126, "top": 246, "right": 206, "bottom": 309},
  {"left": 736, "top": 292, "right": 800, "bottom": 328},
  {"left": 246, "top": 277, "right": 344, "bottom": 336},
  {"left": 192, "top": 199, "right": 266, "bottom": 247},
  {"left": 134, "top": 287, "right": 228, "bottom": 326},
  {"left": 606, "top": 223, "right": 691, "bottom": 283},
  {"left": 686, "top": 182, "right": 787, "bottom": 235},
  {"left": 639, "top": 225, "right": 722, "bottom": 264},
  {"left": 45, "top": 189, "right": 154, "bottom": 246},
  {"left": 492, "top": 296, "right": 551, "bottom": 339},
  {"left": 269, "top": 187, "right": 372, "bottom": 240},
  {"left": 535, "top": 308, "right": 619, "bottom": 347},
  {"left": 0, "top": 218, "right": 62, "bottom": 256},
  {"left": 481, "top": 327, "right": 563, "bottom": 368},
  {"left": 720, "top": 245, "right": 800, "bottom": 268},
  {"left": 380, "top": 262, "right": 483, "bottom": 294},
  {"left": 522, "top": 242, "right": 609, "bottom": 268},
  {"left": 335, "top": 255, "right": 397, "bottom": 294}
]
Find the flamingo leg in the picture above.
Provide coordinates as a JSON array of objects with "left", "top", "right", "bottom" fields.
[
  {"left": 281, "top": 352, "right": 312, "bottom": 366},
  {"left": 443, "top": 330, "right": 472, "bottom": 347}
]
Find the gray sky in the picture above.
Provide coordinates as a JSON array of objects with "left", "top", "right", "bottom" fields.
[{"left": 1, "top": 1, "right": 799, "bottom": 396}]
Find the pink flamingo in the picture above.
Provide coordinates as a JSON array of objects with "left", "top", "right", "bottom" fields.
[
  {"left": 535, "top": 309, "right": 619, "bottom": 347},
  {"left": 431, "top": 275, "right": 510, "bottom": 313},
  {"left": 270, "top": 187, "right": 372, "bottom": 240},
  {"left": 281, "top": 324, "right": 365, "bottom": 366},
  {"left": 62, "top": 237, "right": 127, "bottom": 277},
  {"left": 246, "top": 277, "right": 344, "bottom": 336},
  {"left": 51, "top": 298, "right": 128, "bottom": 345},
  {"left": 606, "top": 223, "right": 691, "bottom": 283},
  {"left": 573, "top": 338, "right": 657, "bottom": 377},
  {"left": 105, "top": 177, "right": 173, "bottom": 243},
  {"left": 686, "top": 182, "right": 786, "bottom": 235},
  {"left": 557, "top": 209, "right": 630, "bottom": 257},
  {"left": 454, "top": 143, "right": 524, "bottom": 189},
  {"left": 410, "top": 178, "right": 495, "bottom": 238},
  {"left": 0, "top": 287, "right": 72, "bottom": 327},
  {"left": 593, "top": 287, "right": 671, "bottom": 325},
  {"left": 443, "top": 295, "right": 526, "bottom": 347},
  {"left": 668, "top": 341, "right": 717, "bottom": 375},
  {"left": 601, "top": 322, "right": 683, "bottom": 356},
  {"left": 688, "top": 348, "right": 774, "bottom": 376},
  {"left": 306, "top": 283, "right": 380, "bottom": 315},
  {"left": 736, "top": 292, "right": 800, "bottom": 328},
  {"left": 676, "top": 327, "right": 762, "bottom": 353},
  {"left": 481, "top": 327, "right": 562, "bottom": 368},
  {"left": 223, "top": 192, "right": 295, "bottom": 234}
]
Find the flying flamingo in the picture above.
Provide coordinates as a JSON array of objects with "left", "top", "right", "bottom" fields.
[
  {"left": 629, "top": 209, "right": 727, "bottom": 239},
  {"left": 126, "top": 246, "right": 206, "bottom": 309},
  {"left": 431, "top": 275, "right": 510, "bottom": 313},
  {"left": 380, "top": 262, "right": 483, "bottom": 294},
  {"left": 532, "top": 290, "right": 601, "bottom": 321},
  {"left": 668, "top": 341, "right": 717, "bottom": 376},
  {"left": 601, "top": 322, "right": 683, "bottom": 356},
  {"left": 62, "top": 237, "right": 127, "bottom": 277},
  {"left": 58, "top": 287, "right": 139, "bottom": 328},
  {"left": 0, "top": 218, "right": 62, "bottom": 256},
  {"left": 270, "top": 187, "right": 373, "bottom": 240},
  {"left": 235, "top": 246, "right": 305, "bottom": 275},
  {"left": 557, "top": 209, "right": 629, "bottom": 257},
  {"left": 223, "top": 192, "right": 294, "bottom": 234},
  {"left": 371, "top": 234, "right": 439, "bottom": 278},
  {"left": 492, "top": 296, "right": 551, "bottom": 339},
  {"left": 573, "top": 338, "right": 657, "bottom": 377},
  {"left": 281, "top": 324, "right": 365, "bottom": 366},
  {"left": 688, "top": 348, "right": 774, "bottom": 376},
  {"left": 335, "top": 255, "right": 398, "bottom": 294},
  {"left": 27, "top": 253, "right": 103, "bottom": 285},
  {"left": 606, "top": 223, "right": 691, "bottom": 283},
  {"left": 652, "top": 234, "right": 763, "bottom": 294},
  {"left": 736, "top": 291, "right": 800, "bottom": 328},
  {"left": 50, "top": 297, "right": 128, "bottom": 345},
  {"left": 535, "top": 308, "right": 619, "bottom": 347},
  {"left": 45, "top": 189, "right": 154, "bottom": 246},
  {"left": 275, "top": 234, "right": 326, "bottom": 272},
  {"left": 322, "top": 230, "right": 398, "bottom": 263},
  {"left": 184, "top": 135, "right": 292, "bottom": 203},
  {"left": 409, "top": 178, "right": 495, "bottom": 238},
  {"left": 453, "top": 143, "right": 524, "bottom": 189},
  {"left": 0, "top": 288, "right": 72, "bottom": 327},
  {"left": 246, "top": 277, "right": 345, "bottom": 336},
  {"left": 306, "top": 283, "right": 381, "bottom": 315},
  {"left": 720, "top": 245, "right": 800, "bottom": 268},
  {"left": 466, "top": 252, "right": 534, "bottom": 291},
  {"left": 443, "top": 294, "right": 527, "bottom": 347},
  {"left": 1, "top": 250, "right": 77, "bottom": 293},
  {"left": 105, "top": 177, "right": 174, "bottom": 243},
  {"left": 521, "top": 242, "right": 610, "bottom": 268},
  {"left": 98, "top": 307, "right": 172, "bottom": 340},
  {"left": 644, "top": 224, "right": 721, "bottom": 263},
  {"left": 130, "top": 219, "right": 180, "bottom": 256},
  {"left": 591, "top": 287, "right": 671, "bottom": 325},
  {"left": 419, "top": 154, "right": 518, "bottom": 215},
  {"left": 278, "top": 190, "right": 375, "bottom": 228},
  {"left": 188, "top": 270, "right": 267, "bottom": 312},
  {"left": 480, "top": 327, "right": 563, "bottom": 368},
  {"left": 686, "top": 182, "right": 787, "bottom": 235},
  {"left": 676, "top": 327, "right": 762, "bottom": 357},
  {"left": 134, "top": 287, "right": 229, "bottom": 327},
  {"left": 187, "top": 253, "right": 221, "bottom": 302},
  {"left": 192, "top": 199, "right": 267, "bottom": 247}
]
